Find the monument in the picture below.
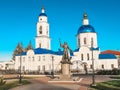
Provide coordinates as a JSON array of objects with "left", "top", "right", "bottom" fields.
[
  {"left": 48, "top": 40, "right": 81, "bottom": 83},
  {"left": 59, "top": 40, "right": 72, "bottom": 80}
]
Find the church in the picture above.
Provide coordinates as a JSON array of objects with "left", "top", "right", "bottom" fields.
[{"left": 14, "top": 7, "right": 118, "bottom": 74}]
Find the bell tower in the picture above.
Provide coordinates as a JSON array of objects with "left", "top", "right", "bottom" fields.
[{"left": 35, "top": 7, "right": 51, "bottom": 49}]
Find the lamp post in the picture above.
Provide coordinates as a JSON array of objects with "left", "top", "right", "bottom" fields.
[
  {"left": 51, "top": 56, "right": 54, "bottom": 78},
  {"left": 76, "top": 61, "right": 79, "bottom": 74},
  {"left": 19, "top": 55, "right": 22, "bottom": 84},
  {"left": 18, "top": 47, "right": 23, "bottom": 84},
  {"left": 91, "top": 39, "right": 95, "bottom": 85}
]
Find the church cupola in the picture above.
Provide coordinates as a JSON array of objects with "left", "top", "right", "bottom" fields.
[
  {"left": 76, "top": 13, "right": 98, "bottom": 48},
  {"left": 38, "top": 6, "right": 47, "bottom": 22},
  {"left": 35, "top": 7, "right": 51, "bottom": 50}
]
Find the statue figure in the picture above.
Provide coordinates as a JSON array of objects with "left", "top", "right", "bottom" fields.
[{"left": 59, "top": 40, "right": 72, "bottom": 63}]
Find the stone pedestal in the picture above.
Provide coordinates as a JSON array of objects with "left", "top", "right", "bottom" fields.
[
  {"left": 61, "top": 63, "right": 70, "bottom": 75},
  {"left": 60, "top": 63, "right": 71, "bottom": 80}
]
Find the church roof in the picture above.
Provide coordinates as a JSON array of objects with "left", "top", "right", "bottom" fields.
[
  {"left": 99, "top": 54, "right": 117, "bottom": 59},
  {"left": 101, "top": 50, "right": 120, "bottom": 55},
  {"left": 39, "top": 13, "right": 47, "bottom": 17},
  {"left": 34, "top": 48, "right": 55, "bottom": 54},
  {"left": 77, "top": 25, "right": 95, "bottom": 34},
  {"left": 17, "top": 48, "right": 74, "bottom": 56},
  {"left": 74, "top": 47, "right": 99, "bottom": 52}
]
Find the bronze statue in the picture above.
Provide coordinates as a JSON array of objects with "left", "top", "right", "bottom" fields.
[{"left": 59, "top": 39, "right": 72, "bottom": 63}]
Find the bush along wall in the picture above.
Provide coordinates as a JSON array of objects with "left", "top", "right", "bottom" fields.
[{"left": 96, "top": 69, "right": 120, "bottom": 75}]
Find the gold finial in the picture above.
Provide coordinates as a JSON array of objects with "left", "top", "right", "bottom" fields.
[
  {"left": 41, "top": 6, "right": 45, "bottom": 13},
  {"left": 83, "top": 13, "right": 87, "bottom": 19},
  {"left": 42, "top": 6, "right": 44, "bottom": 10}
]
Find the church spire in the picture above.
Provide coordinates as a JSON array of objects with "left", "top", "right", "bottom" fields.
[{"left": 82, "top": 13, "right": 89, "bottom": 25}]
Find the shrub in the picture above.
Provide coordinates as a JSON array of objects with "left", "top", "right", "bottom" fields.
[
  {"left": 96, "top": 69, "right": 120, "bottom": 75},
  {"left": 0, "top": 77, "right": 6, "bottom": 86}
]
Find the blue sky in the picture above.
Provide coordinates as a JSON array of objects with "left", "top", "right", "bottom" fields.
[{"left": 0, "top": 0, "right": 120, "bottom": 61}]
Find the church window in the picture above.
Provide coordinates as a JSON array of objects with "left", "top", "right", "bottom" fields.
[
  {"left": 102, "top": 64, "right": 104, "bottom": 69},
  {"left": 90, "top": 64, "right": 93, "bottom": 69},
  {"left": 91, "top": 38, "right": 94, "bottom": 46},
  {"left": 111, "top": 64, "right": 114, "bottom": 69},
  {"left": 47, "top": 42, "right": 49, "bottom": 49},
  {"left": 42, "top": 65, "right": 45, "bottom": 72},
  {"left": 46, "top": 26, "right": 48, "bottom": 35},
  {"left": 39, "top": 26, "right": 42, "bottom": 34},
  {"left": 87, "top": 53, "right": 89, "bottom": 60},
  {"left": 32, "top": 56, "right": 34, "bottom": 61},
  {"left": 46, "top": 30, "right": 48, "bottom": 35},
  {"left": 39, "top": 43, "right": 41, "bottom": 48},
  {"left": 81, "top": 54, "right": 83, "bottom": 61},
  {"left": 84, "top": 38, "right": 87, "bottom": 44},
  {"left": 38, "top": 65, "right": 40, "bottom": 71}
]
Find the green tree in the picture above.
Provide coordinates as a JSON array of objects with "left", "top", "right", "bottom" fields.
[{"left": 12, "top": 42, "right": 24, "bottom": 60}]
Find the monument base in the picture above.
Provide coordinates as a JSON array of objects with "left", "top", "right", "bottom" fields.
[
  {"left": 60, "top": 63, "right": 71, "bottom": 80},
  {"left": 60, "top": 74, "right": 71, "bottom": 80},
  {"left": 61, "top": 63, "right": 70, "bottom": 75}
]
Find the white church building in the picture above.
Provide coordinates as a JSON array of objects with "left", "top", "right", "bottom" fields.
[{"left": 14, "top": 7, "right": 118, "bottom": 74}]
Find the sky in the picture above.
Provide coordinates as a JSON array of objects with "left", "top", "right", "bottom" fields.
[{"left": 0, "top": 0, "right": 120, "bottom": 61}]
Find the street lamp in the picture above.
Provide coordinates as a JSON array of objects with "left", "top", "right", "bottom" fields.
[
  {"left": 91, "top": 39, "right": 95, "bottom": 85},
  {"left": 51, "top": 56, "right": 54, "bottom": 78},
  {"left": 18, "top": 46, "right": 23, "bottom": 84},
  {"left": 19, "top": 55, "right": 22, "bottom": 84}
]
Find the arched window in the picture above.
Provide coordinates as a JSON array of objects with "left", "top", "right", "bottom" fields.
[
  {"left": 81, "top": 54, "right": 83, "bottom": 60},
  {"left": 42, "top": 65, "right": 45, "bottom": 72},
  {"left": 47, "top": 42, "right": 49, "bottom": 49},
  {"left": 32, "top": 56, "right": 34, "bottom": 61},
  {"left": 39, "top": 26, "right": 42, "bottom": 34},
  {"left": 102, "top": 64, "right": 104, "bottom": 69},
  {"left": 90, "top": 64, "right": 93, "bottom": 69},
  {"left": 111, "top": 64, "right": 114, "bottom": 69},
  {"left": 38, "top": 65, "right": 40, "bottom": 71},
  {"left": 39, "top": 43, "right": 41, "bottom": 48},
  {"left": 87, "top": 53, "right": 89, "bottom": 60},
  {"left": 84, "top": 38, "right": 87, "bottom": 44},
  {"left": 46, "top": 26, "right": 48, "bottom": 35},
  {"left": 91, "top": 38, "right": 94, "bottom": 46}
]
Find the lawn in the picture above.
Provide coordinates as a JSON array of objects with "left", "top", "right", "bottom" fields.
[
  {"left": 0, "top": 80, "right": 31, "bottom": 90},
  {"left": 90, "top": 80, "right": 120, "bottom": 90}
]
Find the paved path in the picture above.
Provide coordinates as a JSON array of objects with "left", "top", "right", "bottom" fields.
[
  {"left": 9, "top": 77, "right": 80, "bottom": 90},
  {"left": 9, "top": 75, "right": 112, "bottom": 90}
]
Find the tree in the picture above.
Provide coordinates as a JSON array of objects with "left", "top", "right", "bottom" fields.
[
  {"left": 12, "top": 42, "right": 24, "bottom": 60},
  {"left": 25, "top": 41, "right": 33, "bottom": 51}
]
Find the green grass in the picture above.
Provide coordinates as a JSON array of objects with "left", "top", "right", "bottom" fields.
[
  {"left": 0, "top": 80, "right": 31, "bottom": 90},
  {"left": 90, "top": 80, "right": 120, "bottom": 90},
  {"left": 110, "top": 75, "right": 120, "bottom": 79}
]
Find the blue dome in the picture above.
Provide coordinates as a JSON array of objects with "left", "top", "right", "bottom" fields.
[
  {"left": 77, "top": 25, "right": 95, "bottom": 34},
  {"left": 39, "top": 13, "right": 47, "bottom": 17}
]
